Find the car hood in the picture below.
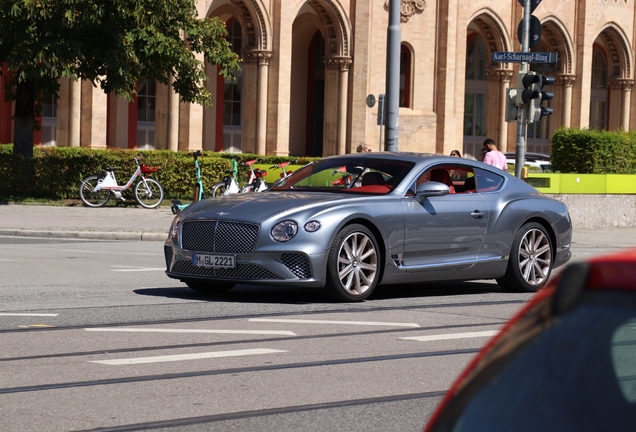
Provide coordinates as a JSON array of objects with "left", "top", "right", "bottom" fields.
[{"left": 183, "top": 191, "right": 361, "bottom": 222}]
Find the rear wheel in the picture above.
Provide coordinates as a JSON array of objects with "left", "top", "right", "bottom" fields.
[
  {"left": 497, "top": 222, "right": 553, "bottom": 292},
  {"left": 192, "top": 183, "right": 201, "bottom": 203},
  {"left": 325, "top": 224, "right": 380, "bottom": 302},
  {"left": 134, "top": 178, "right": 164, "bottom": 209},
  {"left": 184, "top": 279, "right": 235, "bottom": 295},
  {"left": 79, "top": 175, "right": 111, "bottom": 207}
]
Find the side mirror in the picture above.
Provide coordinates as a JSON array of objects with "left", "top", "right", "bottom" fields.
[{"left": 415, "top": 181, "right": 450, "bottom": 203}]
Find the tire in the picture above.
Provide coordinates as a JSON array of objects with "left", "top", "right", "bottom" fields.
[
  {"left": 184, "top": 279, "right": 235, "bottom": 295},
  {"left": 192, "top": 183, "right": 201, "bottom": 203},
  {"left": 79, "top": 175, "right": 111, "bottom": 207},
  {"left": 324, "top": 224, "right": 380, "bottom": 302},
  {"left": 134, "top": 178, "right": 164, "bottom": 209},
  {"left": 497, "top": 222, "right": 553, "bottom": 292},
  {"left": 211, "top": 182, "right": 227, "bottom": 198},
  {"left": 240, "top": 184, "right": 254, "bottom": 193}
]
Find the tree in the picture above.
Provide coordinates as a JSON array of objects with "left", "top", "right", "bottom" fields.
[{"left": 0, "top": 0, "right": 241, "bottom": 157}]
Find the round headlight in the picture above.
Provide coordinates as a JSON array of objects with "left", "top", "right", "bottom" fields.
[
  {"left": 304, "top": 220, "right": 321, "bottom": 232},
  {"left": 271, "top": 220, "right": 298, "bottom": 242}
]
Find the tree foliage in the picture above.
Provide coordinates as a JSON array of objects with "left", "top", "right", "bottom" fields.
[{"left": 0, "top": 0, "right": 241, "bottom": 157}]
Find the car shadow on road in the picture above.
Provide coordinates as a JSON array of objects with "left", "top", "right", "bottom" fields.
[{"left": 134, "top": 280, "right": 504, "bottom": 304}]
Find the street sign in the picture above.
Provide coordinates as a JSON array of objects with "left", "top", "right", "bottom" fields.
[
  {"left": 366, "top": 94, "right": 376, "bottom": 108},
  {"left": 518, "top": 0, "right": 542, "bottom": 13},
  {"left": 492, "top": 51, "right": 558, "bottom": 64},
  {"left": 517, "top": 16, "right": 542, "bottom": 48}
]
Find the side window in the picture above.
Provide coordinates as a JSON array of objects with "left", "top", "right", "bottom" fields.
[{"left": 475, "top": 168, "right": 504, "bottom": 192}]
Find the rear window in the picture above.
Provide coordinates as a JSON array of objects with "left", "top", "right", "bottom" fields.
[{"left": 446, "top": 291, "right": 636, "bottom": 432}]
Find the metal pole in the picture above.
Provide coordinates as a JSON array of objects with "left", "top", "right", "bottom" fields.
[
  {"left": 515, "top": 0, "right": 531, "bottom": 178},
  {"left": 384, "top": 0, "right": 400, "bottom": 151}
]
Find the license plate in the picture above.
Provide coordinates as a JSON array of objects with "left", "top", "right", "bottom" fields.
[{"left": 192, "top": 254, "right": 236, "bottom": 269}]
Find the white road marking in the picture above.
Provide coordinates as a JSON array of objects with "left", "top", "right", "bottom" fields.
[
  {"left": 250, "top": 318, "right": 420, "bottom": 328},
  {"left": 89, "top": 348, "right": 286, "bottom": 365},
  {"left": 400, "top": 330, "right": 499, "bottom": 342},
  {"left": 85, "top": 328, "right": 296, "bottom": 336},
  {"left": 110, "top": 266, "right": 165, "bottom": 272},
  {"left": 0, "top": 313, "right": 58, "bottom": 317}
]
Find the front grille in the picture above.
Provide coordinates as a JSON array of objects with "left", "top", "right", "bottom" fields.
[
  {"left": 182, "top": 220, "right": 259, "bottom": 254},
  {"left": 280, "top": 253, "right": 312, "bottom": 279},
  {"left": 171, "top": 260, "right": 283, "bottom": 280},
  {"left": 164, "top": 245, "right": 173, "bottom": 271}
]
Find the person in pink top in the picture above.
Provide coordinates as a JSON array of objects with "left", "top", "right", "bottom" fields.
[{"left": 482, "top": 138, "right": 508, "bottom": 171}]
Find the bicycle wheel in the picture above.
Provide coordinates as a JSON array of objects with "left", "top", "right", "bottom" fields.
[
  {"left": 211, "top": 182, "right": 227, "bottom": 198},
  {"left": 240, "top": 184, "right": 255, "bottom": 193},
  {"left": 134, "top": 178, "right": 164, "bottom": 209},
  {"left": 79, "top": 175, "right": 111, "bottom": 207}
]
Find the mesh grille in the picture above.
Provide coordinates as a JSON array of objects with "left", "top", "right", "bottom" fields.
[
  {"left": 164, "top": 245, "right": 173, "bottom": 271},
  {"left": 280, "top": 253, "right": 312, "bottom": 279},
  {"left": 171, "top": 260, "right": 283, "bottom": 280},
  {"left": 182, "top": 220, "right": 259, "bottom": 254}
]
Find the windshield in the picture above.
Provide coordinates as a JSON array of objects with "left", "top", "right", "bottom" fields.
[{"left": 269, "top": 157, "right": 414, "bottom": 194}]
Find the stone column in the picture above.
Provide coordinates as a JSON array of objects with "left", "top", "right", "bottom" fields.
[
  {"left": 486, "top": 70, "right": 512, "bottom": 152},
  {"left": 244, "top": 51, "right": 273, "bottom": 156},
  {"left": 326, "top": 57, "right": 352, "bottom": 155},
  {"left": 168, "top": 76, "right": 180, "bottom": 151},
  {"left": 69, "top": 79, "right": 81, "bottom": 147},
  {"left": 610, "top": 79, "right": 634, "bottom": 131},
  {"left": 555, "top": 75, "right": 576, "bottom": 128},
  {"left": 80, "top": 82, "right": 107, "bottom": 148}
]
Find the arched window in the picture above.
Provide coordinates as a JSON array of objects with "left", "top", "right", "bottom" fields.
[
  {"left": 223, "top": 19, "right": 243, "bottom": 152},
  {"left": 463, "top": 34, "right": 488, "bottom": 159},
  {"left": 137, "top": 79, "right": 156, "bottom": 149},
  {"left": 400, "top": 44, "right": 412, "bottom": 108},
  {"left": 590, "top": 45, "right": 608, "bottom": 130},
  {"left": 41, "top": 92, "right": 57, "bottom": 146}
]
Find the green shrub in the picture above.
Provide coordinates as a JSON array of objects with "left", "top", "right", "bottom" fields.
[
  {"left": 0, "top": 145, "right": 318, "bottom": 202},
  {"left": 551, "top": 128, "right": 636, "bottom": 174}
]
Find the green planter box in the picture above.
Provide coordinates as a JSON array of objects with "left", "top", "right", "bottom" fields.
[{"left": 527, "top": 173, "right": 636, "bottom": 194}]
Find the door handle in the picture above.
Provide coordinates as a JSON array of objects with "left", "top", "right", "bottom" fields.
[{"left": 470, "top": 210, "right": 485, "bottom": 219}]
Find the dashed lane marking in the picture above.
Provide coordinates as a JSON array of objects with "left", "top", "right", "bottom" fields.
[
  {"left": 85, "top": 328, "right": 296, "bottom": 336},
  {"left": 0, "top": 313, "right": 58, "bottom": 317},
  {"left": 249, "top": 318, "right": 420, "bottom": 328},
  {"left": 400, "top": 330, "right": 499, "bottom": 342},
  {"left": 88, "top": 348, "right": 286, "bottom": 365}
]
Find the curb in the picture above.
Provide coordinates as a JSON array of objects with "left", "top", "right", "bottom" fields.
[{"left": 0, "top": 229, "right": 167, "bottom": 242}]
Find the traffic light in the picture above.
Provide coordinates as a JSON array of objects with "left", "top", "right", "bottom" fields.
[
  {"left": 505, "top": 88, "right": 519, "bottom": 122},
  {"left": 515, "top": 71, "right": 554, "bottom": 123},
  {"left": 528, "top": 74, "right": 554, "bottom": 122}
]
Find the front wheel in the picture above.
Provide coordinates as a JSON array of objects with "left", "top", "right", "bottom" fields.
[
  {"left": 134, "top": 178, "right": 164, "bottom": 209},
  {"left": 497, "top": 222, "right": 553, "bottom": 292},
  {"left": 79, "top": 175, "right": 111, "bottom": 207},
  {"left": 324, "top": 224, "right": 380, "bottom": 302}
]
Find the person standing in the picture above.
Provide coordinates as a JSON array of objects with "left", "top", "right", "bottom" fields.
[
  {"left": 481, "top": 138, "right": 508, "bottom": 170},
  {"left": 450, "top": 150, "right": 461, "bottom": 157}
]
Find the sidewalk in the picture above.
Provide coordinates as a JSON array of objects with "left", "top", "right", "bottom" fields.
[
  {"left": 0, "top": 202, "right": 635, "bottom": 248},
  {"left": 0, "top": 203, "right": 175, "bottom": 241}
]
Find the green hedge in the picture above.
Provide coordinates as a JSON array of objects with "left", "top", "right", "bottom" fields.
[
  {"left": 0, "top": 144, "right": 317, "bottom": 201},
  {"left": 551, "top": 128, "right": 636, "bottom": 174}
]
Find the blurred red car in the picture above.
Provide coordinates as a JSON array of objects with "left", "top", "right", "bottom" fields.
[{"left": 424, "top": 249, "right": 636, "bottom": 432}]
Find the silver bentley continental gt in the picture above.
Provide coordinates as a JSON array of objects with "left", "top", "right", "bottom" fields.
[{"left": 164, "top": 153, "right": 572, "bottom": 301}]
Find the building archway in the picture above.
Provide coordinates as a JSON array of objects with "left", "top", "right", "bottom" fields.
[
  {"left": 290, "top": 0, "right": 351, "bottom": 156},
  {"left": 464, "top": 12, "right": 512, "bottom": 159},
  {"left": 592, "top": 25, "right": 633, "bottom": 131}
]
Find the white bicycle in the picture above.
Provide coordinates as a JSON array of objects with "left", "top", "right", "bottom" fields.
[{"left": 79, "top": 156, "right": 165, "bottom": 209}]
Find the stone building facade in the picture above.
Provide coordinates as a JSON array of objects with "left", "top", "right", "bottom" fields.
[{"left": 1, "top": 0, "right": 634, "bottom": 160}]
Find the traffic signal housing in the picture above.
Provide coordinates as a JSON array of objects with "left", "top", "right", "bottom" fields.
[
  {"left": 505, "top": 88, "right": 519, "bottom": 122},
  {"left": 515, "top": 71, "right": 554, "bottom": 123},
  {"left": 528, "top": 74, "right": 554, "bottom": 122}
]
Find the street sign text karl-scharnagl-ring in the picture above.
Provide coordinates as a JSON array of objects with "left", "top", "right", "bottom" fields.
[{"left": 492, "top": 51, "right": 558, "bottom": 64}]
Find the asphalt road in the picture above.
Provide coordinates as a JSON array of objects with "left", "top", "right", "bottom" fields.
[{"left": 0, "top": 234, "right": 634, "bottom": 431}]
